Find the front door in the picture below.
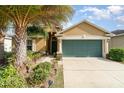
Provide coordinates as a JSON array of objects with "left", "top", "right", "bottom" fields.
[{"left": 51, "top": 39, "right": 57, "bottom": 55}]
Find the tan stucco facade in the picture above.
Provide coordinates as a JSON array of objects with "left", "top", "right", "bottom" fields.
[
  {"left": 57, "top": 21, "right": 110, "bottom": 58},
  {"left": 31, "top": 38, "right": 46, "bottom": 52},
  {"left": 62, "top": 22, "right": 105, "bottom": 36},
  {"left": 35, "top": 38, "right": 46, "bottom": 52},
  {"left": 110, "top": 35, "right": 124, "bottom": 48}
]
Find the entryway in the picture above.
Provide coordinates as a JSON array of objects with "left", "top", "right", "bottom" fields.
[{"left": 47, "top": 32, "right": 57, "bottom": 55}]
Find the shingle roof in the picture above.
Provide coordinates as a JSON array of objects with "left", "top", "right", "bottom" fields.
[{"left": 112, "top": 30, "right": 124, "bottom": 35}]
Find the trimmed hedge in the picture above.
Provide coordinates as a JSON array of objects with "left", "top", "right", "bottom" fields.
[{"left": 109, "top": 48, "right": 124, "bottom": 62}]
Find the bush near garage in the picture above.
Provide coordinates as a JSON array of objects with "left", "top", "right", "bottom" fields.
[{"left": 109, "top": 48, "right": 124, "bottom": 62}]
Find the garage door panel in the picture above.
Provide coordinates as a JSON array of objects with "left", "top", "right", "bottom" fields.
[
  {"left": 87, "top": 41, "right": 102, "bottom": 57},
  {"left": 62, "top": 40, "right": 102, "bottom": 57}
]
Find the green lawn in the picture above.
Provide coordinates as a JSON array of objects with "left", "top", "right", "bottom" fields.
[{"left": 50, "top": 65, "right": 64, "bottom": 88}]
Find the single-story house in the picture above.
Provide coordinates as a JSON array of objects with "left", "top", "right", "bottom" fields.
[
  {"left": 56, "top": 20, "right": 112, "bottom": 58},
  {"left": 110, "top": 30, "right": 124, "bottom": 48},
  {"left": 30, "top": 20, "right": 113, "bottom": 58}
]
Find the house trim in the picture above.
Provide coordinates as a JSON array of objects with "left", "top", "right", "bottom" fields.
[
  {"left": 58, "top": 35, "right": 110, "bottom": 40},
  {"left": 32, "top": 39, "right": 36, "bottom": 52}
]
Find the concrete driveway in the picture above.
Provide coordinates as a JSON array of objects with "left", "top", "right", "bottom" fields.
[{"left": 63, "top": 57, "right": 124, "bottom": 88}]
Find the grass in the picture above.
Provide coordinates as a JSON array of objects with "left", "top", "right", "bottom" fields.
[{"left": 50, "top": 65, "right": 64, "bottom": 88}]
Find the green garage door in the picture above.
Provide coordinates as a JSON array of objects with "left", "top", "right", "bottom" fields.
[{"left": 62, "top": 40, "right": 102, "bottom": 57}]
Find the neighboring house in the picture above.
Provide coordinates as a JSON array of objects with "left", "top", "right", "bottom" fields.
[
  {"left": 110, "top": 30, "right": 124, "bottom": 48},
  {"left": 56, "top": 20, "right": 112, "bottom": 58}
]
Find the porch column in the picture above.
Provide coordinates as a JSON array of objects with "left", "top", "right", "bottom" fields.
[
  {"left": 102, "top": 40, "right": 106, "bottom": 58},
  {"left": 32, "top": 39, "right": 36, "bottom": 52},
  {"left": 102, "top": 39, "right": 109, "bottom": 58},
  {"left": 105, "top": 39, "right": 109, "bottom": 54},
  {"left": 58, "top": 39, "right": 62, "bottom": 53}
]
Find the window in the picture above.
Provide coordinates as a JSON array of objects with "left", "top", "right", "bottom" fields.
[{"left": 27, "top": 40, "right": 32, "bottom": 51}]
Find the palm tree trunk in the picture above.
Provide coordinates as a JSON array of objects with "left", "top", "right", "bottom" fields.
[{"left": 14, "top": 27, "right": 27, "bottom": 67}]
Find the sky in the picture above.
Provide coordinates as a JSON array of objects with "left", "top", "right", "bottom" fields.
[{"left": 63, "top": 5, "right": 124, "bottom": 32}]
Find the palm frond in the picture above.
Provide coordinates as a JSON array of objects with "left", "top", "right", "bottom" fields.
[{"left": 27, "top": 25, "right": 48, "bottom": 38}]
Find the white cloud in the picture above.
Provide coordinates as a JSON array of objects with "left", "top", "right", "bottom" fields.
[
  {"left": 88, "top": 16, "right": 93, "bottom": 19},
  {"left": 116, "top": 24, "right": 124, "bottom": 27},
  {"left": 107, "top": 6, "right": 124, "bottom": 14},
  {"left": 79, "top": 6, "right": 124, "bottom": 21},
  {"left": 116, "top": 16, "right": 124, "bottom": 24},
  {"left": 84, "top": 13, "right": 87, "bottom": 16},
  {"left": 79, "top": 7, "right": 110, "bottom": 20}
]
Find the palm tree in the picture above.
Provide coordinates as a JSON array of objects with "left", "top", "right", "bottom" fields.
[
  {"left": 0, "top": 5, "right": 74, "bottom": 67},
  {"left": 27, "top": 25, "right": 48, "bottom": 38},
  {"left": 0, "top": 15, "right": 9, "bottom": 63}
]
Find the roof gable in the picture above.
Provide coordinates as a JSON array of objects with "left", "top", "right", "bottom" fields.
[{"left": 59, "top": 20, "right": 110, "bottom": 34}]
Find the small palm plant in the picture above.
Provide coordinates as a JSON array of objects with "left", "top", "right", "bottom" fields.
[{"left": 27, "top": 25, "right": 48, "bottom": 38}]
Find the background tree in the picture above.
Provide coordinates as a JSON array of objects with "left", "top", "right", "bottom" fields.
[{"left": 0, "top": 5, "right": 74, "bottom": 67}]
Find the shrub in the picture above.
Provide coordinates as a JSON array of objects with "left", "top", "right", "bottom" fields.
[
  {"left": 4, "top": 52, "right": 16, "bottom": 64},
  {"left": 0, "top": 64, "right": 28, "bottom": 88},
  {"left": 109, "top": 48, "right": 124, "bottom": 62},
  {"left": 27, "top": 51, "right": 42, "bottom": 61},
  {"left": 106, "top": 53, "right": 110, "bottom": 59},
  {"left": 27, "top": 51, "right": 34, "bottom": 61},
  {"left": 28, "top": 62, "right": 51, "bottom": 87},
  {"left": 56, "top": 53, "right": 62, "bottom": 61},
  {"left": 33, "top": 52, "right": 41, "bottom": 60},
  {"left": 4, "top": 52, "right": 13, "bottom": 59}
]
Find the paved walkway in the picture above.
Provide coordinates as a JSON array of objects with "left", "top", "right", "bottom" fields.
[
  {"left": 36, "top": 56, "right": 54, "bottom": 63},
  {"left": 63, "top": 57, "right": 124, "bottom": 88}
]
